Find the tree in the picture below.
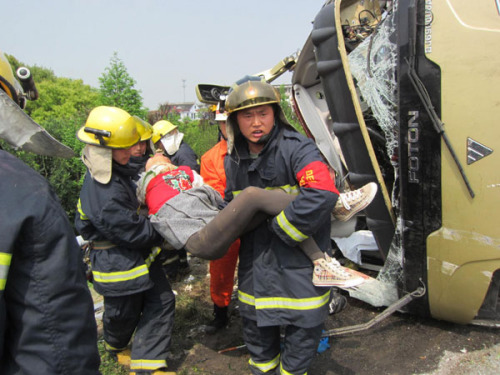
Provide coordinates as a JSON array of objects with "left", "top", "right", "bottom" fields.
[
  {"left": 27, "top": 78, "right": 100, "bottom": 122},
  {"left": 99, "top": 52, "right": 147, "bottom": 117}
]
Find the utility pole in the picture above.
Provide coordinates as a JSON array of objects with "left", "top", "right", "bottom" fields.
[{"left": 182, "top": 79, "right": 186, "bottom": 103}]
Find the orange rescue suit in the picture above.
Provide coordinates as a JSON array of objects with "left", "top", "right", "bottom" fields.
[{"left": 200, "top": 138, "right": 240, "bottom": 308}]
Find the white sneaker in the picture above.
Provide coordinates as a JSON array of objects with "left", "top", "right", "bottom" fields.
[
  {"left": 312, "top": 254, "right": 365, "bottom": 288},
  {"left": 333, "top": 182, "right": 378, "bottom": 222}
]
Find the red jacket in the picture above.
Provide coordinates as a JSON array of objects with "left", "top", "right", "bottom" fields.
[{"left": 146, "top": 166, "right": 195, "bottom": 215}]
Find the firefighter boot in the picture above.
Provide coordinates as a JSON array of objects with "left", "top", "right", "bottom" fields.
[
  {"left": 115, "top": 349, "right": 131, "bottom": 366},
  {"left": 205, "top": 304, "right": 228, "bottom": 334}
]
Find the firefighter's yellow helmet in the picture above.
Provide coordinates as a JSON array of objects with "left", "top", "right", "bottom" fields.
[
  {"left": 77, "top": 106, "right": 140, "bottom": 149},
  {"left": 152, "top": 120, "right": 177, "bottom": 144},
  {"left": 134, "top": 116, "right": 153, "bottom": 141},
  {"left": 225, "top": 76, "right": 280, "bottom": 114},
  {"left": 0, "top": 51, "right": 25, "bottom": 108}
]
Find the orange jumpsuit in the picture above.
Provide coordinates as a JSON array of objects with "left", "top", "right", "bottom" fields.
[{"left": 200, "top": 139, "right": 240, "bottom": 308}]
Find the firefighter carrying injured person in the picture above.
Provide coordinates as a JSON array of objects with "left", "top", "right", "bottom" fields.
[{"left": 136, "top": 152, "right": 377, "bottom": 288}]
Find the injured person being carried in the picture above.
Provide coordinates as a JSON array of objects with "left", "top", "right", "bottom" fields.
[{"left": 136, "top": 153, "right": 378, "bottom": 289}]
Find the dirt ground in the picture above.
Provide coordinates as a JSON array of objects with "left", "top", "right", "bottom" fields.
[
  {"left": 94, "top": 256, "right": 500, "bottom": 374},
  {"left": 164, "top": 257, "right": 500, "bottom": 375}
]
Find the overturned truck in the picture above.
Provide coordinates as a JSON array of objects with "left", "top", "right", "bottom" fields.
[
  {"left": 196, "top": 0, "right": 500, "bottom": 328},
  {"left": 291, "top": 0, "right": 499, "bottom": 326}
]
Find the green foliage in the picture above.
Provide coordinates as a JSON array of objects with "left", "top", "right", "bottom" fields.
[
  {"left": 6, "top": 54, "right": 57, "bottom": 82},
  {"left": 99, "top": 52, "right": 148, "bottom": 117},
  {"left": 172, "top": 119, "right": 220, "bottom": 159},
  {"left": 279, "top": 85, "right": 304, "bottom": 135},
  {"left": 26, "top": 78, "right": 100, "bottom": 121},
  {"left": 166, "top": 111, "right": 180, "bottom": 124}
]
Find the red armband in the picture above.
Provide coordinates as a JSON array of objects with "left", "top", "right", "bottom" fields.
[{"left": 296, "top": 161, "right": 339, "bottom": 193}]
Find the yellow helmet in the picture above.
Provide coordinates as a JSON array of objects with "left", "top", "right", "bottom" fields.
[
  {"left": 0, "top": 50, "right": 73, "bottom": 157},
  {"left": 225, "top": 76, "right": 280, "bottom": 114},
  {"left": 152, "top": 120, "right": 177, "bottom": 144},
  {"left": 0, "top": 51, "right": 25, "bottom": 108},
  {"left": 77, "top": 106, "right": 140, "bottom": 149},
  {"left": 133, "top": 116, "right": 153, "bottom": 141}
]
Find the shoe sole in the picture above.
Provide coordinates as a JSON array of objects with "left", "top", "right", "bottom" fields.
[{"left": 313, "top": 277, "right": 365, "bottom": 288}]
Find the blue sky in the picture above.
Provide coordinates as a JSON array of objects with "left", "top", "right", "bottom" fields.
[{"left": 1, "top": 0, "right": 326, "bottom": 109}]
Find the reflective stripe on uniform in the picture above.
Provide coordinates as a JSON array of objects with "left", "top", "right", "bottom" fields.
[
  {"left": 249, "top": 354, "right": 280, "bottom": 373},
  {"left": 130, "top": 358, "right": 167, "bottom": 370},
  {"left": 0, "top": 252, "right": 12, "bottom": 290},
  {"left": 104, "top": 341, "right": 128, "bottom": 352},
  {"left": 232, "top": 184, "right": 299, "bottom": 197},
  {"left": 145, "top": 246, "right": 162, "bottom": 267},
  {"left": 238, "top": 289, "right": 330, "bottom": 311},
  {"left": 281, "top": 361, "right": 307, "bottom": 375},
  {"left": 92, "top": 264, "right": 149, "bottom": 283},
  {"left": 276, "top": 211, "right": 308, "bottom": 242},
  {"left": 77, "top": 198, "right": 88, "bottom": 220}
]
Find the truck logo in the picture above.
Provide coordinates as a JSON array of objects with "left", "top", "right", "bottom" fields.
[
  {"left": 408, "top": 111, "right": 420, "bottom": 183},
  {"left": 467, "top": 138, "right": 493, "bottom": 165}
]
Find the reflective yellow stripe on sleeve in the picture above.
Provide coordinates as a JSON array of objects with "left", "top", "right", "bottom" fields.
[
  {"left": 249, "top": 354, "right": 280, "bottom": 373},
  {"left": 92, "top": 264, "right": 149, "bottom": 283},
  {"left": 145, "top": 246, "right": 162, "bottom": 267},
  {"left": 238, "top": 290, "right": 330, "bottom": 311},
  {"left": 77, "top": 198, "right": 88, "bottom": 220},
  {"left": 0, "top": 252, "right": 12, "bottom": 290},
  {"left": 276, "top": 210, "right": 308, "bottom": 243}
]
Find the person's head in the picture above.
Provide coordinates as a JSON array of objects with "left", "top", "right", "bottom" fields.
[
  {"left": 0, "top": 50, "right": 73, "bottom": 157},
  {"left": 131, "top": 116, "right": 153, "bottom": 157},
  {"left": 151, "top": 120, "right": 183, "bottom": 156},
  {"left": 77, "top": 106, "right": 140, "bottom": 183},
  {"left": 145, "top": 153, "right": 177, "bottom": 173},
  {"left": 225, "top": 76, "right": 285, "bottom": 154}
]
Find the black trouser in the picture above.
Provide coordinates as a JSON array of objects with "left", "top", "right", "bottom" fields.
[
  {"left": 103, "top": 260, "right": 175, "bottom": 371},
  {"left": 242, "top": 317, "right": 323, "bottom": 375}
]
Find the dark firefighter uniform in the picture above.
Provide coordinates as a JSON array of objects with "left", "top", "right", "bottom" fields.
[
  {"left": 0, "top": 150, "right": 100, "bottom": 375},
  {"left": 225, "top": 123, "right": 338, "bottom": 374},
  {"left": 76, "top": 160, "right": 175, "bottom": 372}
]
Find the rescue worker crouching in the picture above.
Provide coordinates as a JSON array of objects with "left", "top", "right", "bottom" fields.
[
  {"left": 0, "top": 50, "right": 100, "bottom": 374},
  {"left": 75, "top": 106, "right": 176, "bottom": 374}
]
